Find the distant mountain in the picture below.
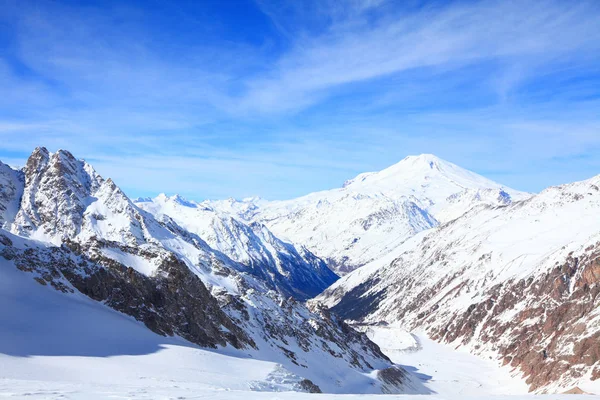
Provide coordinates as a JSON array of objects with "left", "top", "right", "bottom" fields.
[
  {"left": 208, "top": 154, "right": 529, "bottom": 274},
  {"left": 317, "top": 174, "right": 600, "bottom": 393},
  {"left": 0, "top": 147, "right": 420, "bottom": 394},
  {"left": 135, "top": 194, "right": 338, "bottom": 300}
]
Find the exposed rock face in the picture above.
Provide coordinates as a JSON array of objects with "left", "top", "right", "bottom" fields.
[
  {"left": 320, "top": 175, "right": 600, "bottom": 393},
  {"left": 0, "top": 232, "right": 252, "bottom": 349},
  {"left": 298, "top": 379, "right": 322, "bottom": 393},
  {"left": 426, "top": 248, "right": 600, "bottom": 391},
  {"left": 378, "top": 366, "right": 409, "bottom": 394},
  {"left": 0, "top": 161, "right": 24, "bottom": 228}
]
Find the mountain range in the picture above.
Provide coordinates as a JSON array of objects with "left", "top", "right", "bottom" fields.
[
  {"left": 1, "top": 147, "right": 599, "bottom": 395},
  {"left": 318, "top": 173, "right": 600, "bottom": 393},
  {"left": 199, "top": 154, "right": 529, "bottom": 274},
  {"left": 0, "top": 147, "right": 421, "bottom": 394}
]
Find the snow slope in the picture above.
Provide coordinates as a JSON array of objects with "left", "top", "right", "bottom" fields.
[
  {"left": 0, "top": 253, "right": 323, "bottom": 395},
  {"left": 209, "top": 154, "right": 529, "bottom": 274},
  {"left": 0, "top": 255, "right": 585, "bottom": 398},
  {"left": 357, "top": 325, "right": 530, "bottom": 396},
  {"left": 319, "top": 174, "right": 600, "bottom": 393},
  {"left": 0, "top": 234, "right": 428, "bottom": 396},
  {"left": 0, "top": 273, "right": 587, "bottom": 399}
]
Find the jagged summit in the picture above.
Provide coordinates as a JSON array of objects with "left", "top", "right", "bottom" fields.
[{"left": 0, "top": 147, "right": 339, "bottom": 301}]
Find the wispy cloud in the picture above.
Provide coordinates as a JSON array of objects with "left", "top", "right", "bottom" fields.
[
  {"left": 0, "top": 0, "right": 599, "bottom": 199},
  {"left": 243, "top": 0, "right": 600, "bottom": 112}
]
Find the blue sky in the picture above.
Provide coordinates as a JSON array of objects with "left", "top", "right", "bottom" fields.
[{"left": 0, "top": 0, "right": 599, "bottom": 200}]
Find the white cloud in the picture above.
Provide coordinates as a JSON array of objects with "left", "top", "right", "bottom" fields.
[
  {"left": 0, "top": 0, "right": 599, "bottom": 199},
  {"left": 243, "top": 1, "right": 600, "bottom": 112}
]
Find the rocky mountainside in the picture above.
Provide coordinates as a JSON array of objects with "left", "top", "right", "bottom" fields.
[
  {"left": 0, "top": 147, "right": 422, "bottom": 394},
  {"left": 318, "top": 175, "right": 600, "bottom": 393},
  {"left": 135, "top": 194, "right": 338, "bottom": 300},
  {"left": 0, "top": 161, "right": 24, "bottom": 229},
  {"left": 206, "top": 154, "right": 529, "bottom": 274}
]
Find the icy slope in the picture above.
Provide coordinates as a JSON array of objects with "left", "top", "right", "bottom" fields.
[
  {"left": 0, "top": 227, "right": 424, "bottom": 394},
  {"left": 0, "top": 252, "right": 334, "bottom": 395},
  {"left": 357, "top": 326, "right": 530, "bottom": 396},
  {"left": 210, "top": 154, "right": 528, "bottom": 274},
  {"left": 135, "top": 194, "right": 338, "bottom": 300},
  {"left": 319, "top": 174, "right": 600, "bottom": 393}
]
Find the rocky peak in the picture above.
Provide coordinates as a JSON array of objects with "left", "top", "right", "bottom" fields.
[
  {"left": 12, "top": 148, "right": 105, "bottom": 240},
  {"left": 0, "top": 161, "right": 24, "bottom": 228},
  {"left": 103, "top": 177, "right": 118, "bottom": 192},
  {"left": 23, "top": 146, "right": 50, "bottom": 179}
]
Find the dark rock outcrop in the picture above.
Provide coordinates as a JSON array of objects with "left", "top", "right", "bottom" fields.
[
  {"left": 0, "top": 232, "right": 253, "bottom": 349},
  {"left": 427, "top": 248, "right": 600, "bottom": 391},
  {"left": 298, "top": 379, "right": 322, "bottom": 393}
]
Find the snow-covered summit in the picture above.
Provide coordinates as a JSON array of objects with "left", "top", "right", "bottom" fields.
[
  {"left": 212, "top": 154, "right": 530, "bottom": 274},
  {"left": 341, "top": 154, "right": 518, "bottom": 203}
]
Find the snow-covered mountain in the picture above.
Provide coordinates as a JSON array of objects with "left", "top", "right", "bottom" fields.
[
  {"left": 0, "top": 161, "right": 23, "bottom": 228},
  {"left": 135, "top": 194, "right": 338, "bottom": 300},
  {"left": 207, "top": 154, "right": 529, "bottom": 274},
  {"left": 0, "top": 147, "right": 422, "bottom": 394},
  {"left": 318, "top": 174, "right": 600, "bottom": 393}
]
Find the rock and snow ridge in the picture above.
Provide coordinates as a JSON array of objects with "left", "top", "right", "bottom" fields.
[
  {"left": 135, "top": 193, "right": 338, "bottom": 300},
  {"left": 318, "top": 174, "right": 600, "bottom": 393},
  {"left": 4, "top": 147, "right": 336, "bottom": 300},
  {"left": 0, "top": 147, "right": 423, "bottom": 395},
  {"left": 202, "top": 154, "right": 530, "bottom": 274}
]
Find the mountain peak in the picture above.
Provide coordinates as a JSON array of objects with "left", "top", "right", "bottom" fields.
[
  {"left": 31, "top": 146, "right": 49, "bottom": 157},
  {"left": 154, "top": 193, "right": 197, "bottom": 208},
  {"left": 25, "top": 147, "right": 50, "bottom": 176},
  {"left": 402, "top": 153, "right": 440, "bottom": 162},
  {"left": 54, "top": 149, "right": 76, "bottom": 161},
  {"left": 343, "top": 154, "right": 506, "bottom": 194},
  {"left": 394, "top": 153, "right": 450, "bottom": 170},
  {"left": 170, "top": 194, "right": 197, "bottom": 208},
  {"left": 393, "top": 154, "right": 448, "bottom": 173}
]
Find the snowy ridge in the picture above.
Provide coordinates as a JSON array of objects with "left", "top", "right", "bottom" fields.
[
  {"left": 319, "top": 174, "right": 600, "bottom": 393},
  {"left": 135, "top": 194, "right": 338, "bottom": 300},
  {"left": 207, "top": 154, "right": 529, "bottom": 274}
]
